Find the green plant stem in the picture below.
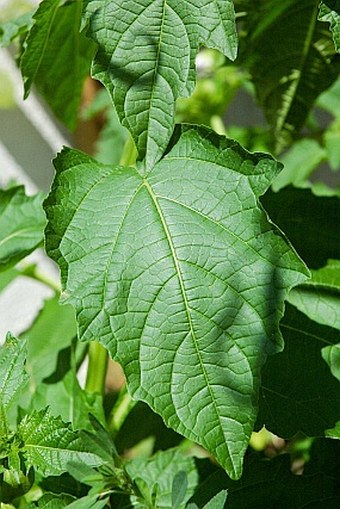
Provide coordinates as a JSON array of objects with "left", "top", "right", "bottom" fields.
[
  {"left": 85, "top": 134, "right": 138, "bottom": 397},
  {"left": 85, "top": 341, "right": 108, "bottom": 394},
  {"left": 107, "top": 385, "right": 137, "bottom": 437},
  {"left": 21, "top": 264, "right": 61, "bottom": 293}
]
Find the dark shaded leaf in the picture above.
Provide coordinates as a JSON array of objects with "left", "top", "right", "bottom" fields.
[
  {"left": 261, "top": 186, "right": 340, "bottom": 269},
  {"left": 257, "top": 304, "right": 340, "bottom": 438},
  {"left": 240, "top": 0, "right": 340, "bottom": 151}
]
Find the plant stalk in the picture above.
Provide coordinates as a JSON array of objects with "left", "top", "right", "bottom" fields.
[
  {"left": 85, "top": 341, "right": 108, "bottom": 394},
  {"left": 21, "top": 264, "right": 61, "bottom": 293},
  {"left": 107, "top": 385, "right": 136, "bottom": 437}
]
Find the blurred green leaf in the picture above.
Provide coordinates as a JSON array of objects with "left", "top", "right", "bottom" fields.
[
  {"left": 172, "top": 471, "right": 188, "bottom": 509},
  {"left": 0, "top": 10, "right": 33, "bottom": 47},
  {"left": 272, "top": 139, "right": 326, "bottom": 191},
  {"left": 24, "top": 492, "right": 75, "bottom": 508},
  {"left": 0, "top": 186, "right": 45, "bottom": 271},
  {"left": 82, "top": 90, "right": 128, "bottom": 166},
  {"left": 21, "top": 296, "right": 77, "bottom": 386},
  {"left": 324, "top": 119, "right": 340, "bottom": 170},
  {"left": 317, "top": 77, "right": 340, "bottom": 115},
  {"left": 66, "top": 495, "right": 109, "bottom": 509},
  {"left": 30, "top": 370, "right": 105, "bottom": 431}
]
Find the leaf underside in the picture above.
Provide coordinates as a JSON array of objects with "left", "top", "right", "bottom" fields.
[
  {"left": 44, "top": 125, "right": 307, "bottom": 479},
  {"left": 83, "top": 0, "right": 237, "bottom": 168}
]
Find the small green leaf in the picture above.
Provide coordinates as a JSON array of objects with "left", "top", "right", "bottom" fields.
[
  {"left": 172, "top": 471, "right": 188, "bottom": 509},
  {"left": 126, "top": 449, "right": 198, "bottom": 509},
  {"left": 0, "top": 333, "right": 28, "bottom": 412},
  {"left": 319, "top": 0, "right": 340, "bottom": 52},
  {"left": 19, "top": 408, "right": 102, "bottom": 476},
  {"left": 20, "top": 0, "right": 95, "bottom": 129},
  {"left": 66, "top": 496, "right": 109, "bottom": 509},
  {"left": 258, "top": 304, "right": 340, "bottom": 438},
  {"left": 83, "top": 0, "right": 237, "bottom": 168},
  {"left": 26, "top": 493, "right": 75, "bottom": 508},
  {"left": 44, "top": 126, "right": 308, "bottom": 478},
  {"left": 288, "top": 259, "right": 340, "bottom": 330},
  {"left": 272, "top": 139, "right": 325, "bottom": 191},
  {"left": 322, "top": 342, "right": 340, "bottom": 382},
  {"left": 0, "top": 186, "right": 45, "bottom": 271},
  {"left": 0, "top": 11, "right": 33, "bottom": 47},
  {"left": 202, "top": 490, "right": 227, "bottom": 509}
]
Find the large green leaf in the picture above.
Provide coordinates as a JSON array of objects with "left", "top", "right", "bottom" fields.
[
  {"left": 319, "top": 0, "right": 340, "bottom": 52},
  {"left": 19, "top": 408, "right": 102, "bottom": 476},
  {"left": 45, "top": 125, "right": 307, "bottom": 479},
  {"left": 257, "top": 304, "right": 340, "bottom": 438},
  {"left": 288, "top": 259, "right": 340, "bottom": 330},
  {"left": 20, "top": 0, "right": 95, "bottom": 129},
  {"left": 0, "top": 186, "right": 45, "bottom": 271},
  {"left": 241, "top": 0, "right": 340, "bottom": 151},
  {"left": 261, "top": 186, "right": 340, "bottom": 268},
  {"left": 126, "top": 449, "right": 198, "bottom": 508},
  {"left": 83, "top": 0, "right": 237, "bottom": 169}
]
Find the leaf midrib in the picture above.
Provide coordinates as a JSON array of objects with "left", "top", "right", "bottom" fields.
[{"left": 143, "top": 179, "right": 235, "bottom": 476}]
